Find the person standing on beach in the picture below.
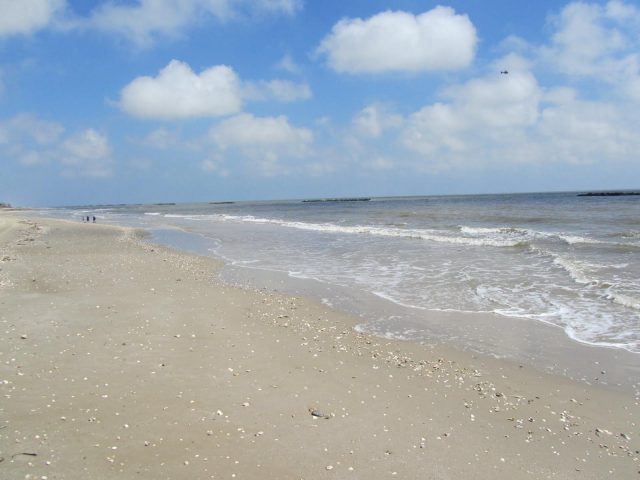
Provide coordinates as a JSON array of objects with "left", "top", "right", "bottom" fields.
[{"left": 92, "top": 216, "right": 96, "bottom": 223}]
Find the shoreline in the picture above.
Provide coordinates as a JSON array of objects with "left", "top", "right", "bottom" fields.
[
  {"left": 1, "top": 213, "right": 639, "bottom": 478},
  {"left": 145, "top": 223, "right": 640, "bottom": 393}
]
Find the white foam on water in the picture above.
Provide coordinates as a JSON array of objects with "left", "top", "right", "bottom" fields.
[
  {"left": 462, "top": 225, "right": 639, "bottom": 249},
  {"left": 460, "top": 226, "right": 530, "bottom": 236},
  {"left": 217, "top": 215, "right": 527, "bottom": 247},
  {"left": 552, "top": 255, "right": 596, "bottom": 285},
  {"left": 109, "top": 202, "right": 640, "bottom": 356},
  {"left": 321, "top": 298, "right": 334, "bottom": 307},
  {"left": 557, "top": 234, "right": 604, "bottom": 245},
  {"left": 605, "top": 291, "right": 640, "bottom": 310},
  {"left": 371, "top": 290, "right": 428, "bottom": 310}
]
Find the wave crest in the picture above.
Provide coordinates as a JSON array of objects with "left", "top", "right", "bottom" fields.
[{"left": 219, "top": 215, "right": 527, "bottom": 247}]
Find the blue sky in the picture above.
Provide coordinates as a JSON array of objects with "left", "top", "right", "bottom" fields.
[{"left": 1, "top": 0, "right": 639, "bottom": 206}]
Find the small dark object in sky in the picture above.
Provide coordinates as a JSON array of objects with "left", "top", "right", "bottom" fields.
[{"left": 500, "top": 70, "right": 509, "bottom": 75}]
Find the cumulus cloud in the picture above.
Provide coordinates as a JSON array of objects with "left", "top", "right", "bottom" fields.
[
  {"left": 397, "top": 51, "right": 640, "bottom": 170},
  {"left": 61, "top": 129, "right": 113, "bottom": 177},
  {"left": 0, "top": 113, "right": 65, "bottom": 145},
  {"left": 119, "top": 60, "right": 243, "bottom": 119},
  {"left": 209, "top": 114, "right": 313, "bottom": 175},
  {"left": 119, "top": 60, "right": 312, "bottom": 120},
  {"left": 352, "top": 104, "right": 402, "bottom": 138},
  {"left": 211, "top": 113, "right": 312, "bottom": 152},
  {"left": 536, "top": 94, "right": 639, "bottom": 164},
  {"left": 0, "top": 0, "right": 301, "bottom": 45},
  {"left": 540, "top": 0, "right": 640, "bottom": 101},
  {"left": 0, "top": 114, "right": 64, "bottom": 167},
  {"left": 401, "top": 56, "right": 541, "bottom": 162},
  {"left": 317, "top": 7, "right": 477, "bottom": 74},
  {"left": 365, "top": 2, "right": 640, "bottom": 172},
  {"left": 87, "top": 0, "right": 302, "bottom": 46},
  {"left": 0, "top": 114, "right": 114, "bottom": 176},
  {"left": 0, "top": 0, "right": 66, "bottom": 37}
]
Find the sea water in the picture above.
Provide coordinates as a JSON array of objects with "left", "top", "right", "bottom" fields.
[{"left": 48, "top": 192, "right": 640, "bottom": 356}]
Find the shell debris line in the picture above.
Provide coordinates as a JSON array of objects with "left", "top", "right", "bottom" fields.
[{"left": 0, "top": 214, "right": 639, "bottom": 479}]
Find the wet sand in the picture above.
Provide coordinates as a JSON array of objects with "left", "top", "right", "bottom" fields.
[{"left": 1, "top": 213, "right": 638, "bottom": 479}]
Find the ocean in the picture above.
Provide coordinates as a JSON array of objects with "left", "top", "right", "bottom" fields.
[{"left": 42, "top": 192, "right": 640, "bottom": 362}]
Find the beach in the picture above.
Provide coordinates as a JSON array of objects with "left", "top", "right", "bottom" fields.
[{"left": 1, "top": 212, "right": 639, "bottom": 479}]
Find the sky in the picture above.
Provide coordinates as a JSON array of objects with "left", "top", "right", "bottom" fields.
[{"left": 1, "top": 0, "right": 639, "bottom": 206}]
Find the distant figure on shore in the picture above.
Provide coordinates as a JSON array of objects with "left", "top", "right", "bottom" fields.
[{"left": 92, "top": 216, "right": 96, "bottom": 223}]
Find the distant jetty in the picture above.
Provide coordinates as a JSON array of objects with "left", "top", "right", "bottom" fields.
[
  {"left": 302, "top": 197, "right": 371, "bottom": 203},
  {"left": 577, "top": 192, "right": 640, "bottom": 197},
  {"left": 153, "top": 202, "right": 176, "bottom": 206},
  {"left": 209, "top": 201, "right": 235, "bottom": 205}
]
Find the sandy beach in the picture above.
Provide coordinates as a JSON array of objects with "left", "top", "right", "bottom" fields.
[{"left": 1, "top": 212, "right": 638, "bottom": 479}]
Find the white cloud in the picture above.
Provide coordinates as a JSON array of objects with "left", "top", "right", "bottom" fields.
[
  {"left": 0, "top": 0, "right": 301, "bottom": 45},
  {"left": 119, "top": 60, "right": 243, "bottom": 119},
  {"left": 209, "top": 114, "right": 313, "bottom": 175},
  {"left": 87, "top": 0, "right": 301, "bottom": 47},
  {"left": 606, "top": 0, "right": 640, "bottom": 21},
  {"left": 249, "top": 0, "right": 301, "bottom": 16},
  {"left": 540, "top": 1, "right": 640, "bottom": 101},
  {"left": 352, "top": 104, "right": 402, "bottom": 138},
  {"left": 263, "top": 79, "right": 312, "bottom": 102},
  {"left": 276, "top": 54, "right": 301, "bottom": 74},
  {"left": 243, "top": 79, "right": 312, "bottom": 102},
  {"left": 211, "top": 113, "right": 312, "bottom": 151},
  {"left": 401, "top": 56, "right": 542, "bottom": 166},
  {"left": 397, "top": 51, "right": 640, "bottom": 170},
  {"left": 200, "top": 157, "right": 230, "bottom": 176},
  {"left": 63, "top": 129, "right": 110, "bottom": 160},
  {"left": 10, "top": 113, "right": 65, "bottom": 144},
  {"left": 441, "top": 63, "right": 541, "bottom": 129},
  {"left": 0, "top": 0, "right": 66, "bottom": 37},
  {"left": 16, "top": 150, "right": 46, "bottom": 166},
  {"left": 139, "top": 127, "right": 182, "bottom": 149},
  {"left": 62, "top": 129, "right": 113, "bottom": 177},
  {"left": 317, "top": 7, "right": 477, "bottom": 74},
  {"left": 543, "top": 2, "right": 624, "bottom": 75},
  {"left": 119, "top": 60, "right": 311, "bottom": 120},
  {"left": 537, "top": 94, "right": 639, "bottom": 164},
  {"left": 88, "top": 0, "right": 201, "bottom": 46},
  {"left": 0, "top": 114, "right": 64, "bottom": 145},
  {"left": 0, "top": 114, "right": 116, "bottom": 177}
]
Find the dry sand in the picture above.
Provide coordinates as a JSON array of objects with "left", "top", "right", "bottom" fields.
[{"left": 0, "top": 213, "right": 638, "bottom": 479}]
